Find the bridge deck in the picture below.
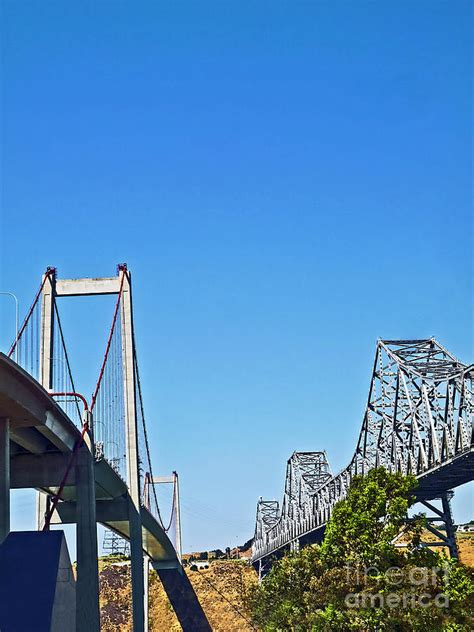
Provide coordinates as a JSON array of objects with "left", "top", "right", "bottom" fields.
[{"left": 415, "top": 450, "right": 474, "bottom": 500}]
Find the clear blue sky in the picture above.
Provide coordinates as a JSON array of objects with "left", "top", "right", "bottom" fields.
[{"left": 0, "top": 1, "right": 472, "bottom": 554}]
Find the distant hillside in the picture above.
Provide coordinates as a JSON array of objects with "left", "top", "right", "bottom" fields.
[
  {"left": 182, "top": 538, "right": 253, "bottom": 563},
  {"left": 100, "top": 559, "right": 257, "bottom": 631}
]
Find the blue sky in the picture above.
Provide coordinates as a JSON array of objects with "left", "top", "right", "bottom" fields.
[{"left": 0, "top": 1, "right": 472, "bottom": 554}]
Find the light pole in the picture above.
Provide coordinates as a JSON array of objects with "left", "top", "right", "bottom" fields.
[{"left": 0, "top": 292, "right": 19, "bottom": 362}]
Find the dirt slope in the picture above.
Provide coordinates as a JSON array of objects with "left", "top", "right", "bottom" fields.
[
  {"left": 100, "top": 536, "right": 473, "bottom": 631},
  {"left": 458, "top": 533, "right": 474, "bottom": 566},
  {"left": 100, "top": 560, "right": 257, "bottom": 632}
]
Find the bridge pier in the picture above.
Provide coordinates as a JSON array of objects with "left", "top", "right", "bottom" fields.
[
  {"left": 76, "top": 434, "right": 100, "bottom": 632},
  {"left": 256, "top": 555, "right": 277, "bottom": 582},
  {"left": 257, "top": 559, "right": 265, "bottom": 583},
  {"left": 144, "top": 555, "right": 150, "bottom": 631},
  {"left": 37, "top": 270, "right": 55, "bottom": 532},
  {"left": 441, "top": 493, "right": 458, "bottom": 559},
  {"left": 36, "top": 492, "right": 49, "bottom": 530},
  {"left": 129, "top": 498, "right": 145, "bottom": 632},
  {"left": 0, "top": 418, "right": 10, "bottom": 543},
  {"left": 419, "top": 492, "right": 459, "bottom": 559}
]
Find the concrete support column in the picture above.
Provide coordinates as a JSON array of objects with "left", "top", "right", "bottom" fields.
[
  {"left": 75, "top": 423, "right": 100, "bottom": 632},
  {"left": 0, "top": 418, "right": 10, "bottom": 543},
  {"left": 174, "top": 472, "right": 182, "bottom": 562},
  {"left": 144, "top": 555, "right": 150, "bottom": 631},
  {"left": 37, "top": 270, "right": 55, "bottom": 530},
  {"left": 36, "top": 492, "right": 48, "bottom": 530},
  {"left": 128, "top": 497, "right": 145, "bottom": 631}
]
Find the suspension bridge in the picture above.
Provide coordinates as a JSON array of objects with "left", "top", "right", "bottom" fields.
[
  {"left": 252, "top": 339, "right": 474, "bottom": 575},
  {"left": 0, "top": 266, "right": 210, "bottom": 632}
]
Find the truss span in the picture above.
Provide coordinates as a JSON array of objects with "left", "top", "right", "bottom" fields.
[{"left": 252, "top": 339, "right": 474, "bottom": 564}]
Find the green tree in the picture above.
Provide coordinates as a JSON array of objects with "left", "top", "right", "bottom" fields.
[
  {"left": 320, "top": 468, "right": 419, "bottom": 568},
  {"left": 247, "top": 468, "right": 474, "bottom": 631}
]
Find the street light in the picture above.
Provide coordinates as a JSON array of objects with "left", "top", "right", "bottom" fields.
[{"left": 0, "top": 292, "right": 19, "bottom": 362}]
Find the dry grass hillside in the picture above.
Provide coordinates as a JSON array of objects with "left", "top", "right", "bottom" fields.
[
  {"left": 396, "top": 530, "right": 474, "bottom": 563},
  {"left": 99, "top": 535, "right": 474, "bottom": 631},
  {"left": 100, "top": 559, "right": 257, "bottom": 632},
  {"left": 458, "top": 533, "right": 474, "bottom": 566}
]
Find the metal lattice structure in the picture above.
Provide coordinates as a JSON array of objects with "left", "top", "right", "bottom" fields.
[
  {"left": 253, "top": 339, "right": 474, "bottom": 565},
  {"left": 103, "top": 528, "right": 130, "bottom": 557}
]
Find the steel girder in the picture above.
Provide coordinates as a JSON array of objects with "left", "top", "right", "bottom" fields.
[{"left": 252, "top": 339, "right": 474, "bottom": 564}]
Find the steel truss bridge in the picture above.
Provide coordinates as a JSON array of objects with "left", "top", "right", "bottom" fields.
[
  {"left": 0, "top": 266, "right": 210, "bottom": 632},
  {"left": 252, "top": 339, "right": 474, "bottom": 573}
]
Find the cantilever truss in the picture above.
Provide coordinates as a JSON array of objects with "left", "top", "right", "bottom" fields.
[{"left": 253, "top": 339, "right": 474, "bottom": 564}]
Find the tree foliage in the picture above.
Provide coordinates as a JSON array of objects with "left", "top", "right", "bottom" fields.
[
  {"left": 247, "top": 468, "right": 474, "bottom": 631},
  {"left": 321, "top": 468, "right": 419, "bottom": 568}
]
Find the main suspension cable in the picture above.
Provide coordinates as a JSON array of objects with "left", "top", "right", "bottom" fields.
[
  {"left": 53, "top": 300, "right": 82, "bottom": 422},
  {"left": 8, "top": 268, "right": 54, "bottom": 358}
]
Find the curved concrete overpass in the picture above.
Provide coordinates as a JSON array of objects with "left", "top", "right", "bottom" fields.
[{"left": 0, "top": 352, "right": 178, "bottom": 567}]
